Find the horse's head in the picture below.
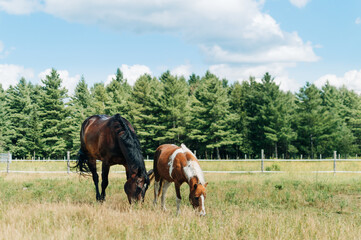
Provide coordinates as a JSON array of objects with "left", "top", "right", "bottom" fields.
[
  {"left": 189, "top": 182, "right": 208, "bottom": 216},
  {"left": 124, "top": 169, "right": 150, "bottom": 204},
  {"left": 115, "top": 115, "right": 151, "bottom": 204}
]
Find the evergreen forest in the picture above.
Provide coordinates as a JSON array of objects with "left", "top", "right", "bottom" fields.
[{"left": 1, "top": 68, "right": 361, "bottom": 160}]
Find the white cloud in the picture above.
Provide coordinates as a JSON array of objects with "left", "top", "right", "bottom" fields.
[
  {"left": 202, "top": 33, "right": 319, "bottom": 64},
  {"left": 289, "top": 0, "right": 311, "bottom": 8},
  {"left": 38, "top": 69, "right": 81, "bottom": 95},
  {"left": 171, "top": 64, "right": 192, "bottom": 78},
  {"left": 0, "top": 64, "right": 34, "bottom": 89},
  {"left": 105, "top": 64, "right": 152, "bottom": 86},
  {"left": 105, "top": 75, "right": 114, "bottom": 85},
  {"left": 209, "top": 63, "right": 301, "bottom": 92},
  {"left": 0, "top": 0, "right": 319, "bottom": 91},
  {"left": 315, "top": 70, "right": 361, "bottom": 93},
  {"left": 355, "top": 17, "right": 361, "bottom": 25},
  {"left": 0, "top": 0, "right": 318, "bottom": 66},
  {"left": 0, "top": 0, "right": 41, "bottom": 14}
]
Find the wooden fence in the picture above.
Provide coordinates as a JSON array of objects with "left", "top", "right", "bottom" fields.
[{"left": 1, "top": 150, "right": 361, "bottom": 174}]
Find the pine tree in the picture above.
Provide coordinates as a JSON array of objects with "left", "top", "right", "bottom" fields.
[
  {"left": 27, "top": 84, "right": 42, "bottom": 158},
  {"left": 91, "top": 83, "right": 109, "bottom": 114},
  {"left": 320, "top": 83, "right": 358, "bottom": 154},
  {"left": 229, "top": 82, "right": 251, "bottom": 157},
  {"left": 128, "top": 74, "right": 163, "bottom": 156},
  {"left": 277, "top": 92, "right": 298, "bottom": 157},
  {"left": 340, "top": 87, "right": 361, "bottom": 153},
  {"left": 188, "top": 71, "right": 234, "bottom": 159},
  {"left": 68, "top": 76, "right": 93, "bottom": 154},
  {"left": 188, "top": 73, "right": 201, "bottom": 96},
  {"left": 0, "top": 84, "right": 7, "bottom": 152},
  {"left": 155, "top": 71, "right": 190, "bottom": 144},
  {"left": 105, "top": 68, "right": 131, "bottom": 117},
  {"left": 38, "top": 69, "right": 69, "bottom": 158},
  {"left": 240, "top": 74, "right": 297, "bottom": 158},
  {"left": 295, "top": 82, "right": 337, "bottom": 157},
  {"left": 3, "top": 79, "right": 41, "bottom": 158},
  {"left": 260, "top": 73, "right": 297, "bottom": 158},
  {"left": 73, "top": 76, "right": 92, "bottom": 112}
]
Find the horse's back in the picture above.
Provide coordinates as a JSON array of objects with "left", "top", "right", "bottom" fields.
[
  {"left": 154, "top": 144, "right": 185, "bottom": 182},
  {"left": 81, "top": 115, "right": 118, "bottom": 160},
  {"left": 154, "top": 144, "right": 179, "bottom": 164}
]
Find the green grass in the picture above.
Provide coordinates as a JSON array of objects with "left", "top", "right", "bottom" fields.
[
  {"left": 2, "top": 159, "right": 361, "bottom": 173},
  {"left": 1, "top": 163, "right": 361, "bottom": 239}
]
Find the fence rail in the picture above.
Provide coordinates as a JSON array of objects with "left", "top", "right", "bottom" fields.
[
  {"left": 2, "top": 152, "right": 361, "bottom": 174},
  {"left": 7, "top": 158, "right": 361, "bottom": 162}
]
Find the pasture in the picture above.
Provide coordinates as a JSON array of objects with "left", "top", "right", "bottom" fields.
[{"left": 0, "top": 161, "right": 361, "bottom": 239}]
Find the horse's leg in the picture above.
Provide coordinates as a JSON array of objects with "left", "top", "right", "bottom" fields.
[
  {"left": 161, "top": 180, "right": 171, "bottom": 211},
  {"left": 175, "top": 183, "right": 182, "bottom": 215},
  {"left": 100, "top": 163, "right": 110, "bottom": 201},
  {"left": 87, "top": 159, "right": 101, "bottom": 201}
]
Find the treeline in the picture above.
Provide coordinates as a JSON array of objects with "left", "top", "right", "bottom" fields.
[{"left": 1, "top": 68, "right": 361, "bottom": 159}]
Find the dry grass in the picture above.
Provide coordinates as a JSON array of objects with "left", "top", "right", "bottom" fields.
[{"left": 1, "top": 164, "right": 361, "bottom": 239}]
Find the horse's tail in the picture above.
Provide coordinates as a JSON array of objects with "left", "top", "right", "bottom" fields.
[
  {"left": 157, "top": 179, "right": 164, "bottom": 197},
  {"left": 153, "top": 147, "right": 162, "bottom": 170},
  {"left": 152, "top": 147, "right": 164, "bottom": 197},
  {"left": 73, "top": 116, "right": 92, "bottom": 175},
  {"left": 73, "top": 149, "right": 90, "bottom": 174}
]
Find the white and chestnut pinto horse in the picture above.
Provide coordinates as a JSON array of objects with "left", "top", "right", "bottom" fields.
[{"left": 153, "top": 144, "right": 207, "bottom": 216}]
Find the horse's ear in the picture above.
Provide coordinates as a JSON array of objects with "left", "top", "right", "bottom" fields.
[{"left": 204, "top": 182, "right": 208, "bottom": 188}]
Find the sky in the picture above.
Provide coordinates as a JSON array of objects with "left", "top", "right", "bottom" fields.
[{"left": 0, "top": 0, "right": 361, "bottom": 94}]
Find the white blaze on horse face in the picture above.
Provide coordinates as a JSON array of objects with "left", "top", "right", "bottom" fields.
[
  {"left": 168, "top": 148, "right": 184, "bottom": 179},
  {"left": 200, "top": 194, "right": 206, "bottom": 216},
  {"left": 183, "top": 160, "right": 206, "bottom": 185}
]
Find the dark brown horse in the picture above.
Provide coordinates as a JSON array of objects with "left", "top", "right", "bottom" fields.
[
  {"left": 153, "top": 144, "right": 208, "bottom": 216},
  {"left": 74, "top": 114, "right": 151, "bottom": 204}
]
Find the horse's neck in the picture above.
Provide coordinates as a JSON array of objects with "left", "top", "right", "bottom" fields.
[{"left": 182, "top": 159, "right": 205, "bottom": 185}]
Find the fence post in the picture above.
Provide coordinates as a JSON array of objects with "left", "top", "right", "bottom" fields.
[
  {"left": 333, "top": 151, "right": 337, "bottom": 175},
  {"left": 7, "top": 152, "right": 11, "bottom": 173},
  {"left": 67, "top": 151, "right": 70, "bottom": 174},
  {"left": 261, "top": 149, "right": 264, "bottom": 172}
]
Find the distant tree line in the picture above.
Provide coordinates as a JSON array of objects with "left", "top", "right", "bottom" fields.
[{"left": 0, "top": 68, "right": 360, "bottom": 159}]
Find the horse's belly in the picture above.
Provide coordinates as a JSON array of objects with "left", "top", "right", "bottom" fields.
[{"left": 108, "top": 156, "right": 126, "bottom": 166}]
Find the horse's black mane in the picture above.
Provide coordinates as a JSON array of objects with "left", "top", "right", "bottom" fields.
[{"left": 114, "top": 114, "right": 147, "bottom": 177}]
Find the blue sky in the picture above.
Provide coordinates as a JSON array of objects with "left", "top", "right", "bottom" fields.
[{"left": 0, "top": 0, "right": 361, "bottom": 94}]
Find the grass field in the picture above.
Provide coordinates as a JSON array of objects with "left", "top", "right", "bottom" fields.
[
  {"left": 2, "top": 159, "right": 361, "bottom": 172},
  {"left": 1, "top": 162, "right": 361, "bottom": 239}
]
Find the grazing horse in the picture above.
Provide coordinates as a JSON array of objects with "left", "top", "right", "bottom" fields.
[
  {"left": 74, "top": 114, "right": 151, "bottom": 204},
  {"left": 153, "top": 144, "right": 208, "bottom": 216}
]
